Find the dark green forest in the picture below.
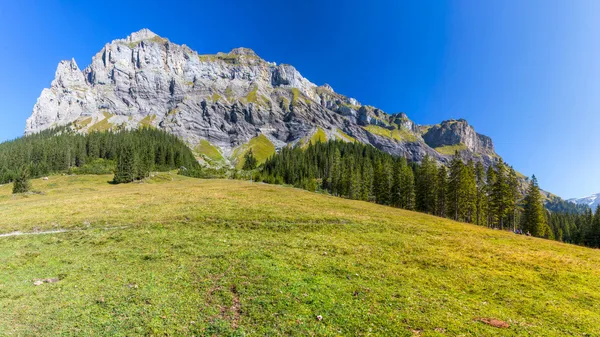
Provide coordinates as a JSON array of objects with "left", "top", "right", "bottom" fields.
[
  {"left": 0, "top": 127, "right": 199, "bottom": 184},
  {"left": 2, "top": 129, "right": 598, "bottom": 248},
  {"left": 258, "top": 140, "right": 600, "bottom": 248}
]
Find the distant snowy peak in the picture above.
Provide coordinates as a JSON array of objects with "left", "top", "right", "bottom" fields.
[{"left": 568, "top": 193, "right": 600, "bottom": 210}]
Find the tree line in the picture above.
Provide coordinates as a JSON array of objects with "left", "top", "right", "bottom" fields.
[
  {"left": 0, "top": 127, "right": 199, "bottom": 185},
  {"left": 258, "top": 140, "right": 594, "bottom": 247}
]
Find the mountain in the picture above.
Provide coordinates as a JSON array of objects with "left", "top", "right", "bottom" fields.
[
  {"left": 26, "top": 29, "right": 498, "bottom": 167},
  {"left": 568, "top": 194, "right": 600, "bottom": 211}
]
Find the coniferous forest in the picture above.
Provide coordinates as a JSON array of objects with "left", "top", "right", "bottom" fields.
[
  {"left": 0, "top": 127, "right": 199, "bottom": 184},
  {"left": 258, "top": 140, "right": 600, "bottom": 248},
  {"left": 2, "top": 129, "right": 599, "bottom": 248}
]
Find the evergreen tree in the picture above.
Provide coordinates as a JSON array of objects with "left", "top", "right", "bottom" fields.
[
  {"left": 475, "top": 162, "right": 487, "bottom": 226},
  {"left": 243, "top": 150, "right": 258, "bottom": 170},
  {"left": 399, "top": 159, "right": 415, "bottom": 210},
  {"left": 463, "top": 160, "right": 478, "bottom": 223},
  {"left": 589, "top": 205, "right": 600, "bottom": 247},
  {"left": 415, "top": 155, "right": 437, "bottom": 214},
  {"left": 485, "top": 166, "right": 497, "bottom": 227},
  {"left": 492, "top": 159, "right": 511, "bottom": 229},
  {"left": 521, "top": 175, "right": 547, "bottom": 237},
  {"left": 360, "top": 160, "right": 374, "bottom": 201},
  {"left": 12, "top": 166, "right": 31, "bottom": 194},
  {"left": 136, "top": 144, "right": 154, "bottom": 180},
  {"left": 447, "top": 152, "right": 464, "bottom": 221},
  {"left": 508, "top": 167, "right": 520, "bottom": 230},
  {"left": 374, "top": 159, "right": 392, "bottom": 205},
  {"left": 436, "top": 165, "right": 447, "bottom": 217},
  {"left": 113, "top": 141, "right": 137, "bottom": 184}
]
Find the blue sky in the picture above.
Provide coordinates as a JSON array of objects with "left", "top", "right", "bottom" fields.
[{"left": 0, "top": 0, "right": 599, "bottom": 199}]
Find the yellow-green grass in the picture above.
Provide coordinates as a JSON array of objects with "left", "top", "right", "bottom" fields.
[
  {"left": 336, "top": 129, "right": 356, "bottom": 143},
  {"left": 233, "top": 134, "right": 276, "bottom": 169},
  {"left": 1, "top": 176, "right": 600, "bottom": 336},
  {"left": 309, "top": 127, "right": 328, "bottom": 145},
  {"left": 195, "top": 139, "right": 224, "bottom": 162},
  {"left": 434, "top": 144, "right": 469, "bottom": 155},
  {"left": 364, "top": 125, "right": 418, "bottom": 142},
  {"left": 73, "top": 117, "right": 93, "bottom": 130},
  {"left": 88, "top": 112, "right": 114, "bottom": 132},
  {"left": 245, "top": 86, "right": 258, "bottom": 103},
  {"left": 291, "top": 88, "right": 310, "bottom": 106},
  {"left": 139, "top": 114, "right": 156, "bottom": 128}
]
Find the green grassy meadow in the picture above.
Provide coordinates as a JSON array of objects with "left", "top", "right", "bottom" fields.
[{"left": 0, "top": 174, "right": 599, "bottom": 336}]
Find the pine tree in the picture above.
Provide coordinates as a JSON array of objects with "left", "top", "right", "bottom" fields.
[
  {"left": 374, "top": 159, "right": 392, "bottom": 205},
  {"left": 508, "top": 167, "right": 520, "bottom": 230},
  {"left": 329, "top": 148, "right": 341, "bottom": 195},
  {"left": 12, "top": 166, "right": 31, "bottom": 194},
  {"left": 492, "top": 159, "right": 511, "bottom": 229},
  {"left": 521, "top": 175, "right": 547, "bottom": 237},
  {"left": 485, "top": 166, "right": 497, "bottom": 227},
  {"left": 113, "top": 141, "right": 137, "bottom": 184},
  {"left": 136, "top": 144, "right": 154, "bottom": 180},
  {"left": 360, "top": 160, "right": 374, "bottom": 201},
  {"left": 589, "top": 205, "right": 600, "bottom": 247},
  {"left": 415, "top": 154, "right": 437, "bottom": 214},
  {"left": 243, "top": 150, "right": 258, "bottom": 170},
  {"left": 463, "top": 160, "right": 478, "bottom": 223},
  {"left": 436, "top": 165, "right": 447, "bottom": 217},
  {"left": 391, "top": 160, "right": 402, "bottom": 207},
  {"left": 399, "top": 159, "right": 415, "bottom": 210},
  {"left": 475, "top": 162, "right": 487, "bottom": 226},
  {"left": 447, "top": 152, "right": 464, "bottom": 221}
]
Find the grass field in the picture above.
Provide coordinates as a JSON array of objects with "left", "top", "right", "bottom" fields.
[{"left": 0, "top": 175, "right": 599, "bottom": 336}]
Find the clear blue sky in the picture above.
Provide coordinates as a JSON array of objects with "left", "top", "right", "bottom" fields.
[{"left": 0, "top": 0, "right": 599, "bottom": 199}]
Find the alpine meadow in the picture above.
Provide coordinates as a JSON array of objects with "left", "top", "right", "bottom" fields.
[{"left": 2, "top": 2, "right": 600, "bottom": 336}]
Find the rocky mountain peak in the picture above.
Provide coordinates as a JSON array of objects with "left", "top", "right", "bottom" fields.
[
  {"left": 124, "top": 28, "right": 158, "bottom": 43},
  {"left": 422, "top": 119, "right": 494, "bottom": 154},
  {"left": 229, "top": 47, "right": 258, "bottom": 57},
  {"left": 25, "top": 29, "right": 501, "bottom": 168}
]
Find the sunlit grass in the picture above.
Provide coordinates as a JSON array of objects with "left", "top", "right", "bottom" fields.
[{"left": 0, "top": 175, "right": 599, "bottom": 336}]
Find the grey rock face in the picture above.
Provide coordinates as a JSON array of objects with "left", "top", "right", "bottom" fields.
[
  {"left": 422, "top": 119, "right": 495, "bottom": 153},
  {"left": 25, "top": 29, "right": 500, "bottom": 166}
]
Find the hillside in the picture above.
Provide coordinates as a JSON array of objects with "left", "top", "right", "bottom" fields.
[
  {"left": 1, "top": 175, "right": 599, "bottom": 336},
  {"left": 26, "top": 29, "right": 497, "bottom": 168}
]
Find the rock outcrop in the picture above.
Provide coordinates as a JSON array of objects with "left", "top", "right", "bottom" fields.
[{"left": 25, "top": 29, "right": 500, "bottom": 166}]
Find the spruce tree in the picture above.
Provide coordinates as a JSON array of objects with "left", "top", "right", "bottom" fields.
[
  {"left": 243, "top": 150, "right": 258, "bottom": 170},
  {"left": 492, "top": 159, "right": 511, "bottom": 229},
  {"left": 508, "top": 167, "right": 520, "bottom": 230},
  {"left": 485, "top": 166, "right": 497, "bottom": 227},
  {"left": 113, "top": 141, "right": 137, "bottom": 184},
  {"left": 447, "top": 152, "right": 464, "bottom": 221},
  {"left": 360, "top": 160, "right": 374, "bottom": 201},
  {"left": 415, "top": 154, "right": 437, "bottom": 214},
  {"left": 464, "top": 160, "right": 478, "bottom": 223},
  {"left": 475, "top": 162, "right": 487, "bottom": 226},
  {"left": 590, "top": 205, "right": 600, "bottom": 247},
  {"left": 399, "top": 159, "right": 415, "bottom": 210},
  {"left": 12, "top": 166, "right": 31, "bottom": 194},
  {"left": 436, "top": 165, "right": 447, "bottom": 217},
  {"left": 521, "top": 175, "right": 547, "bottom": 237}
]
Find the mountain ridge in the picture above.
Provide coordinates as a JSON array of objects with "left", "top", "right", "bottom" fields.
[
  {"left": 568, "top": 193, "right": 600, "bottom": 211},
  {"left": 26, "top": 28, "right": 498, "bottom": 168}
]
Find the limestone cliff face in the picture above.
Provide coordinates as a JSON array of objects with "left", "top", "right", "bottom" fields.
[
  {"left": 422, "top": 119, "right": 495, "bottom": 154},
  {"left": 25, "top": 29, "right": 499, "bottom": 166}
]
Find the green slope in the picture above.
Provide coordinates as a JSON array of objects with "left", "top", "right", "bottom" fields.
[{"left": 0, "top": 175, "right": 599, "bottom": 336}]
